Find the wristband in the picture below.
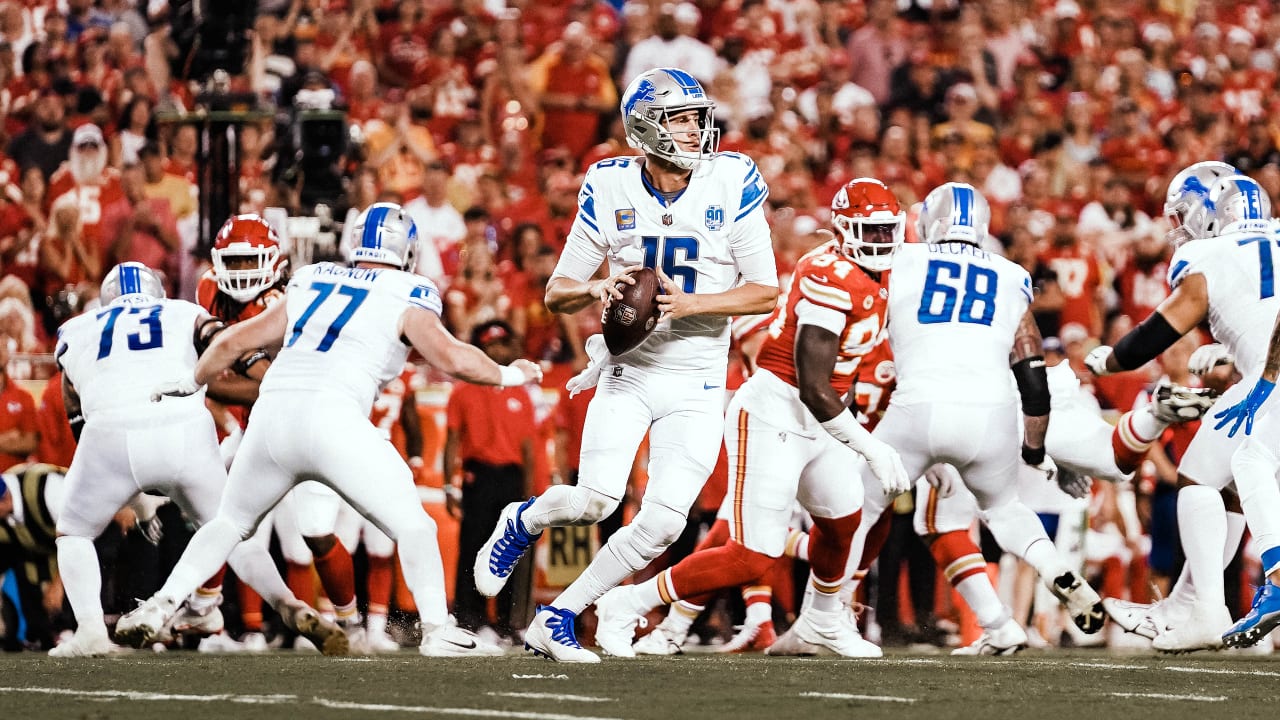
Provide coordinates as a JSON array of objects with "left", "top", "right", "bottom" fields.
[
  {"left": 498, "top": 364, "right": 527, "bottom": 387},
  {"left": 1021, "top": 444, "right": 1046, "bottom": 466}
]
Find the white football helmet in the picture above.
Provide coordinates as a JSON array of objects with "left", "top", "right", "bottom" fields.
[
  {"left": 100, "top": 262, "right": 165, "bottom": 304},
  {"left": 1164, "top": 160, "right": 1237, "bottom": 245},
  {"left": 620, "top": 68, "right": 719, "bottom": 170},
  {"left": 347, "top": 202, "right": 418, "bottom": 270},
  {"left": 916, "top": 182, "right": 991, "bottom": 245},
  {"left": 1209, "top": 174, "right": 1273, "bottom": 235}
]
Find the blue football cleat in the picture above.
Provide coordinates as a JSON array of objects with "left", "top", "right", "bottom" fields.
[
  {"left": 474, "top": 497, "right": 541, "bottom": 597},
  {"left": 524, "top": 605, "right": 600, "bottom": 663},
  {"left": 1223, "top": 582, "right": 1280, "bottom": 649}
]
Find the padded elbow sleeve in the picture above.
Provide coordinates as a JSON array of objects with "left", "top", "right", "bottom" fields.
[
  {"left": 1012, "top": 356, "right": 1050, "bottom": 417},
  {"left": 1112, "top": 312, "right": 1181, "bottom": 370}
]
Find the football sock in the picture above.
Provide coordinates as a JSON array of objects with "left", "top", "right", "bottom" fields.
[
  {"left": 56, "top": 535, "right": 106, "bottom": 634},
  {"left": 665, "top": 600, "right": 702, "bottom": 635},
  {"left": 744, "top": 587, "right": 772, "bottom": 625},
  {"left": 783, "top": 529, "right": 809, "bottom": 561},
  {"left": 394, "top": 520, "right": 450, "bottom": 627},
  {"left": 367, "top": 554, "right": 394, "bottom": 618},
  {"left": 983, "top": 501, "right": 1060, "bottom": 578},
  {"left": 932, "top": 530, "right": 1006, "bottom": 628},
  {"left": 286, "top": 562, "right": 314, "bottom": 604},
  {"left": 808, "top": 511, "right": 861, "bottom": 614},
  {"left": 555, "top": 504, "right": 685, "bottom": 614},
  {"left": 227, "top": 540, "right": 296, "bottom": 610},
  {"left": 1112, "top": 407, "right": 1165, "bottom": 474},
  {"left": 1178, "top": 485, "right": 1227, "bottom": 608},
  {"left": 238, "top": 582, "right": 264, "bottom": 632},
  {"left": 157, "top": 518, "right": 242, "bottom": 605},
  {"left": 313, "top": 540, "right": 358, "bottom": 613},
  {"left": 368, "top": 612, "right": 389, "bottom": 638},
  {"left": 188, "top": 583, "right": 221, "bottom": 614},
  {"left": 667, "top": 541, "right": 774, "bottom": 602}
]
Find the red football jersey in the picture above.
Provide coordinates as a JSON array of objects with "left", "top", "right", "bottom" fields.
[
  {"left": 851, "top": 339, "right": 895, "bottom": 431},
  {"left": 754, "top": 241, "right": 888, "bottom": 397}
]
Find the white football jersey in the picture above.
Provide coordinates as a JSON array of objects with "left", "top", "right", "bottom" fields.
[
  {"left": 57, "top": 296, "right": 208, "bottom": 422},
  {"left": 261, "top": 262, "right": 443, "bottom": 413},
  {"left": 552, "top": 152, "right": 775, "bottom": 373},
  {"left": 887, "top": 242, "right": 1034, "bottom": 406},
  {"left": 1168, "top": 227, "right": 1280, "bottom": 377}
]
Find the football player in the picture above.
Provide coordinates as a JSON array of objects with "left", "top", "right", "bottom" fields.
[
  {"left": 52, "top": 262, "right": 339, "bottom": 656},
  {"left": 856, "top": 182, "right": 1106, "bottom": 636},
  {"left": 472, "top": 67, "right": 780, "bottom": 662},
  {"left": 591, "top": 178, "right": 909, "bottom": 658},
  {"left": 1088, "top": 165, "right": 1271, "bottom": 652},
  {"left": 116, "top": 203, "right": 539, "bottom": 656}
]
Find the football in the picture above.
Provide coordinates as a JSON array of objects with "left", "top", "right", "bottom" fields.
[{"left": 602, "top": 267, "right": 662, "bottom": 355}]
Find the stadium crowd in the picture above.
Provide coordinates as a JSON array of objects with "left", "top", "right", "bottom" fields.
[{"left": 0, "top": 0, "right": 1276, "bottom": 654}]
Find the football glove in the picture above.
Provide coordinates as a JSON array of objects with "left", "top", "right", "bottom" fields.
[
  {"left": 923, "top": 463, "right": 959, "bottom": 499},
  {"left": 1025, "top": 452, "right": 1058, "bottom": 485},
  {"left": 1055, "top": 465, "right": 1092, "bottom": 499},
  {"left": 150, "top": 376, "right": 203, "bottom": 402},
  {"left": 863, "top": 439, "right": 911, "bottom": 497},
  {"left": 1084, "top": 345, "right": 1114, "bottom": 377},
  {"left": 1187, "top": 343, "right": 1233, "bottom": 376}
]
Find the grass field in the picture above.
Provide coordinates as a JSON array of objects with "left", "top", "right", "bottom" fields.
[{"left": 2, "top": 649, "right": 1279, "bottom": 720}]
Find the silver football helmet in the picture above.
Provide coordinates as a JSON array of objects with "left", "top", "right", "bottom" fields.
[
  {"left": 347, "top": 202, "right": 418, "bottom": 270},
  {"left": 100, "top": 262, "right": 165, "bottom": 304},
  {"left": 1209, "top": 174, "right": 1273, "bottom": 235},
  {"left": 620, "top": 68, "right": 718, "bottom": 170},
  {"left": 916, "top": 182, "right": 991, "bottom": 245},
  {"left": 1164, "top": 160, "right": 1237, "bottom": 245}
]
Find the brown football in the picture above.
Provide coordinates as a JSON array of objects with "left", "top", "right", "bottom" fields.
[{"left": 602, "top": 267, "right": 662, "bottom": 355}]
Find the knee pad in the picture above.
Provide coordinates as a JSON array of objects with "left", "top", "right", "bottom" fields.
[{"left": 608, "top": 503, "right": 687, "bottom": 569}]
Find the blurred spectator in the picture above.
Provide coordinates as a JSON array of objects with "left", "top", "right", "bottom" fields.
[
  {"left": 8, "top": 91, "right": 71, "bottom": 182},
  {"left": 0, "top": 338, "right": 36, "bottom": 468},
  {"left": 1038, "top": 202, "right": 1102, "bottom": 339},
  {"left": 0, "top": 176, "right": 37, "bottom": 292},
  {"left": 443, "top": 319, "right": 536, "bottom": 641},
  {"left": 623, "top": 3, "right": 718, "bottom": 86},
  {"left": 445, "top": 234, "right": 508, "bottom": 343},
  {"left": 509, "top": 244, "right": 584, "bottom": 371},
  {"left": 527, "top": 22, "right": 617, "bottom": 163},
  {"left": 1076, "top": 178, "right": 1152, "bottom": 266},
  {"left": 847, "top": 0, "right": 909, "bottom": 106},
  {"left": 404, "top": 159, "right": 461, "bottom": 284},
  {"left": 100, "top": 162, "right": 179, "bottom": 293},
  {"left": 112, "top": 95, "right": 155, "bottom": 167}
]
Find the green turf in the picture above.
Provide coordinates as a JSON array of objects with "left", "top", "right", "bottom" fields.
[{"left": 2, "top": 650, "right": 1278, "bottom": 720}]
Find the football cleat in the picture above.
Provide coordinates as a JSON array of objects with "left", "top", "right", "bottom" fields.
[
  {"left": 524, "top": 605, "right": 600, "bottom": 663},
  {"left": 170, "top": 600, "right": 225, "bottom": 637},
  {"left": 593, "top": 587, "right": 646, "bottom": 658},
  {"left": 280, "top": 600, "right": 349, "bottom": 656},
  {"left": 765, "top": 623, "right": 822, "bottom": 656},
  {"left": 634, "top": 620, "right": 687, "bottom": 655},
  {"left": 240, "top": 632, "right": 270, "bottom": 653},
  {"left": 115, "top": 596, "right": 179, "bottom": 648},
  {"left": 1047, "top": 571, "right": 1105, "bottom": 634},
  {"left": 367, "top": 630, "right": 401, "bottom": 653},
  {"left": 475, "top": 498, "right": 541, "bottom": 598},
  {"left": 49, "top": 629, "right": 118, "bottom": 657},
  {"left": 790, "top": 608, "right": 883, "bottom": 658},
  {"left": 1224, "top": 582, "right": 1280, "bottom": 649},
  {"left": 1102, "top": 598, "right": 1163, "bottom": 640},
  {"left": 420, "top": 621, "right": 504, "bottom": 657},
  {"left": 718, "top": 618, "right": 777, "bottom": 654},
  {"left": 1153, "top": 602, "right": 1231, "bottom": 653},
  {"left": 1150, "top": 380, "right": 1219, "bottom": 424},
  {"left": 951, "top": 617, "right": 1028, "bottom": 656}
]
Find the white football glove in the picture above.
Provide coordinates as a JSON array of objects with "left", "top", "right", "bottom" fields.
[
  {"left": 923, "top": 463, "right": 959, "bottom": 499},
  {"left": 862, "top": 439, "right": 911, "bottom": 497},
  {"left": 1187, "top": 343, "right": 1233, "bottom": 376},
  {"left": 150, "top": 376, "right": 202, "bottom": 402},
  {"left": 1055, "top": 466, "right": 1093, "bottom": 499},
  {"left": 1084, "top": 345, "right": 1114, "bottom": 377},
  {"left": 1025, "top": 453, "right": 1058, "bottom": 485}
]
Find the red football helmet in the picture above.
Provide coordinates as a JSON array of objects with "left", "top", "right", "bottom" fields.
[
  {"left": 212, "top": 214, "right": 286, "bottom": 302},
  {"left": 830, "top": 177, "right": 905, "bottom": 272}
]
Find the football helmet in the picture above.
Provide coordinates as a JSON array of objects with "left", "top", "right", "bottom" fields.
[
  {"left": 347, "top": 202, "right": 418, "bottom": 270},
  {"left": 916, "top": 182, "right": 991, "bottom": 245},
  {"left": 1163, "top": 160, "right": 1237, "bottom": 246},
  {"left": 212, "top": 214, "right": 286, "bottom": 303},
  {"left": 830, "top": 177, "right": 904, "bottom": 272},
  {"left": 100, "top": 262, "right": 165, "bottom": 304},
  {"left": 621, "top": 68, "right": 718, "bottom": 170},
  {"left": 1209, "top": 174, "right": 1272, "bottom": 235}
]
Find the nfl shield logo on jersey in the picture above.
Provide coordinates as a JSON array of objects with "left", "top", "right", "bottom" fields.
[
  {"left": 616, "top": 209, "right": 636, "bottom": 230},
  {"left": 705, "top": 205, "right": 725, "bottom": 231}
]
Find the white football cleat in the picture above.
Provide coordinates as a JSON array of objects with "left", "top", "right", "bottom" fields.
[
  {"left": 1047, "top": 571, "right": 1105, "bottom": 634},
  {"left": 420, "top": 621, "right": 505, "bottom": 657},
  {"left": 49, "top": 629, "right": 118, "bottom": 657},
  {"left": 951, "top": 617, "right": 1028, "bottom": 656},
  {"left": 240, "top": 632, "right": 270, "bottom": 653},
  {"left": 475, "top": 498, "right": 540, "bottom": 598},
  {"left": 1153, "top": 602, "right": 1232, "bottom": 653},
  {"left": 790, "top": 608, "right": 883, "bottom": 658},
  {"left": 524, "top": 605, "right": 601, "bottom": 663},
  {"left": 764, "top": 623, "right": 822, "bottom": 656},
  {"left": 634, "top": 620, "right": 687, "bottom": 655},
  {"left": 718, "top": 618, "right": 777, "bottom": 654},
  {"left": 593, "top": 587, "right": 645, "bottom": 658},
  {"left": 280, "top": 601, "right": 348, "bottom": 656},
  {"left": 170, "top": 601, "right": 225, "bottom": 637},
  {"left": 367, "top": 630, "right": 401, "bottom": 653},
  {"left": 1149, "top": 380, "right": 1219, "bottom": 424},
  {"left": 115, "top": 596, "right": 179, "bottom": 648},
  {"left": 1102, "top": 598, "right": 1164, "bottom": 640}
]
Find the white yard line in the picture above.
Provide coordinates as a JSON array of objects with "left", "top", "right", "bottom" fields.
[
  {"left": 800, "top": 691, "right": 917, "bottom": 704},
  {"left": 512, "top": 674, "right": 570, "bottom": 680},
  {"left": 1165, "top": 666, "right": 1280, "bottom": 678},
  {"left": 1110, "top": 692, "right": 1227, "bottom": 702},
  {"left": 1068, "top": 662, "right": 1150, "bottom": 670},
  {"left": 0, "top": 687, "right": 297, "bottom": 704},
  {"left": 487, "top": 692, "right": 613, "bottom": 703},
  {"left": 314, "top": 698, "right": 624, "bottom": 720}
]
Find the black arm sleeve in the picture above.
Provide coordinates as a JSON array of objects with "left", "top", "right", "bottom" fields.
[
  {"left": 1011, "top": 355, "right": 1050, "bottom": 417},
  {"left": 193, "top": 317, "right": 227, "bottom": 356},
  {"left": 1112, "top": 312, "right": 1182, "bottom": 371}
]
